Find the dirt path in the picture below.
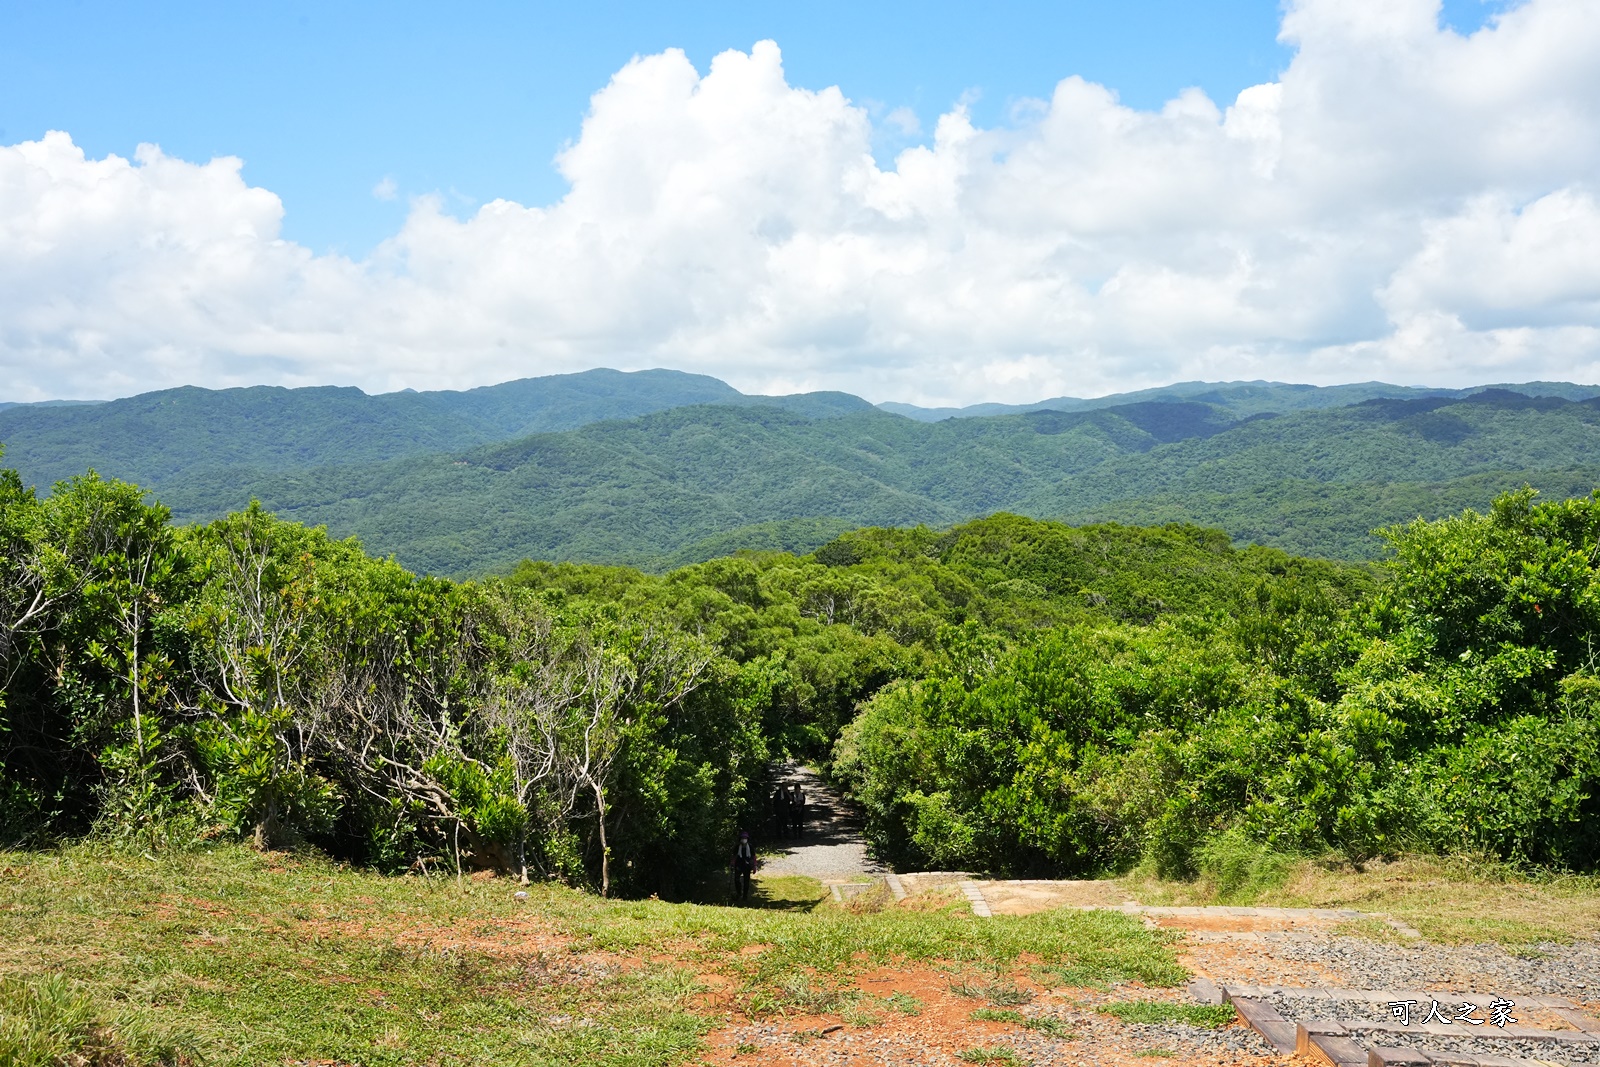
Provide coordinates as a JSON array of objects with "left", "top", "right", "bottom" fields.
[
  {"left": 703, "top": 863, "right": 1600, "bottom": 1067},
  {"left": 756, "top": 762, "right": 885, "bottom": 882}
]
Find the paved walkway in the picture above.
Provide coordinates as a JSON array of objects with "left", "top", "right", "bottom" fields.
[{"left": 756, "top": 762, "right": 884, "bottom": 882}]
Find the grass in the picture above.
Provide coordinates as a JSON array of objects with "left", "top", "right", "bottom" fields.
[
  {"left": 0, "top": 974, "right": 199, "bottom": 1067},
  {"left": 1124, "top": 852, "right": 1600, "bottom": 946},
  {"left": 0, "top": 843, "right": 1186, "bottom": 1066},
  {"left": 883, "top": 991, "right": 922, "bottom": 1015},
  {"left": 958, "top": 1047, "right": 1027, "bottom": 1065},
  {"left": 839, "top": 1003, "right": 882, "bottom": 1028},
  {"left": 970, "top": 1008, "right": 1073, "bottom": 1038},
  {"left": 1099, "top": 1001, "right": 1237, "bottom": 1028},
  {"left": 949, "top": 978, "right": 1033, "bottom": 1006},
  {"left": 1024, "top": 1017, "right": 1073, "bottom": 1038}
]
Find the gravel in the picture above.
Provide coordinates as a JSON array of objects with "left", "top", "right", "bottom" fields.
[
  {"left": 1273, "top": 934, "right": 1600, "bottom": 1001},
  {"left": 1123, "top": 1021, "right": 1276, "bottom": 1058},
  {"left": 757, "top": 763, "right": 887, "bottom": 879},
  {"left": 1249, "top": 942, "right": 1600, "bottom": 1066},
  {"left": 1265, "top": 992, "right": 1600, "bottom": 1063},
  {"left": 1349, "top": 1029, "right": 1600, "bottom": 1064}
]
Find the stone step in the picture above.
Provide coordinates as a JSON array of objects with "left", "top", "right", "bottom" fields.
[
  {"left": 1225, "top": 995, "right": 1298, "bottom": 1053},
  {"left": 1348, "top": 1019, "right": 1600, "bottom": 1045},
  {"left": 958, "top": 880, "right": 992, "bottom": 917},
  {"left": 1365, "top": 1046, "right": 1564, "bottom": 1066},
  {"left": 1220, "top": 984, "right": 1592, "bottom": 1013},
  {"left": 1286, "top": 1012, "right": 1598, "bottom": 1067}
]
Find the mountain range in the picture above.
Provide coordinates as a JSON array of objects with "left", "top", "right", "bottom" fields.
[{"left": 4, "top": 369, "right": 1600, "bottom": 574}]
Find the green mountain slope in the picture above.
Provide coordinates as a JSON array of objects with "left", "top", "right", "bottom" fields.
[
  {"left": 125, "top": 391, "right": 1600, "bottom": 574},
  {"left": 141, "top": 400, "right": 1261, "bottom": 573},
  {"left": 1020, "top": 391, "right": 1600, "bottom": 543},
  {"left": 1056, "top": 392, "right": 1600, "bottom": 491},
  {"left": 10, "top": 374, "right": 1600, "bottom": 575},
  {"left": 0, "top": 368, "right": 868, "bottom": 491},
  {"left": 880, "top": 379, "right": 1600, "bottom": 421}
]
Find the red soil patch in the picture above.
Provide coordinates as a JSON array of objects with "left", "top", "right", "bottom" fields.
[{"left": 696, "top": 960, "right": 1280, "bottom": 1067}]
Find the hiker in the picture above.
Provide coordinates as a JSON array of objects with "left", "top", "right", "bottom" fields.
[
  {"left": 732, "top": 829, "right": 755, "bottom": 901},
  {"left": 772, "top": 784, "right": 790, "bottom": 838},
  {"left": 789, "top": 782, "right": 806, "bottom": 839}
]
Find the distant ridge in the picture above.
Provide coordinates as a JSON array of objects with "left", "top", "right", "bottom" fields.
[
  {"left": 0, "top": 399, "right": 101, "bottom": 412},
  {"left": 0, "top": 368, "right": 872, "bottom": 492},
  {"left": 7, "top": 370, "right": 1600, "bottom": 574},
  {"left": 877, "top": 379, "right": 1600, "bottom": 421}
]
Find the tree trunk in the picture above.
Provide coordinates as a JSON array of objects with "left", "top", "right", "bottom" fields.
[
  {"left": 594, "top": 781, "right": 610, "bottom": 897},
  {"left": 253, "top": 794, "right": 280, "bottom": 850}
]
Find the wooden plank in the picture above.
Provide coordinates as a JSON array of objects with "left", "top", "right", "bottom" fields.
[
  {"left": 1228, "top": 996, "right": 1297, "bottom": 1052},
  {"left": 1349, "top": 1020, "right": 1598, "bottom": 1044},
  {"left": 1297, "top": 1019, "right": 1350, "bottom": 1052},
  {"left": 1368, "top": 1048, "right": 1430, "bottom": 1066},
  {"left": 1185, "top": 978, "right": 1223, "bottom": 1005},
  {"left": 1551, "top": 1006, "right": 1600, "bottom": 1034},
  {"left": 1308, "top": 1033, "right": 1369, "bottom": 1067}
]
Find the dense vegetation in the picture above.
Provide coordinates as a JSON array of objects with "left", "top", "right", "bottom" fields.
[
  {"left": 7, "top": 444, "right": 1600, "bottom": 880},
  {"left": 7, "top": 375, "right": 1600, "bottom": 574},
  {"left": 837, "top": 488, "right": 1600, "bottom": 874},
  {"left": 53, "top": 390, "right": 1600, "bottom": 574}
]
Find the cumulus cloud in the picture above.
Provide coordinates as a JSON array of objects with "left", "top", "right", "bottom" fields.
[{"left": 3, "top": 0, "right": 1600, "bottom": 404}]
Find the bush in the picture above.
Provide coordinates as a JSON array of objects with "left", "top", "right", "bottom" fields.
[{"left": 1192, "top": 829, "right": 1296, "bottom": 902}]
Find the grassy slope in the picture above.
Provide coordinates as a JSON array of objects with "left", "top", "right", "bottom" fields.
[
  {"left": 1124, "top": 854, "right": 1600, "bottom": 946},
  {"left": 1, "top": 844, "right": 1181, "bottom": 1067}
]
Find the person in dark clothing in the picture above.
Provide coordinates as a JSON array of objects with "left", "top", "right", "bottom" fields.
[
  {"left": 732, "top": 829, "right": 756, "bottom": 900},
  {"left": 788, "top": 782, "right": 806, "bottom": 838},
  {"left": 773, "top": 785, "right": 791, "bottom": 839}
]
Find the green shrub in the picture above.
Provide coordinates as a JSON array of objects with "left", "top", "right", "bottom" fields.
[{"left": 1193, "top": 829, "right": 1296, "bottom": 902}]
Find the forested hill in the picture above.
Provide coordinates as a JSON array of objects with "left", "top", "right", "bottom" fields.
[
  {"left": 0, "top": 367, "right": 874, "bottom": 490},
  {"left": 28, "top": 388, "right": 1597, "bottom": 575},
  {"left": 879, "top": 379, "right": 1600, "bottom": 421},
  {"left": 7, "top": 375, "right": 1600, "bottom": 574},
  {"left": 9, "top": 370, "right": 1595, "bottom": 494}
]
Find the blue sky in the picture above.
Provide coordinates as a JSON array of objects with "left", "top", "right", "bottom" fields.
[
  {"left": 2, "top": 0, "right": 1501, "bottom": 255},
  {"left": 5, "top": 0, "right": 1588, "bottom": 406}
]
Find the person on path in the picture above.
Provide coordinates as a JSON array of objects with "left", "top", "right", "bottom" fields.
[
  {"left": 732, "top": 829, "right": 756, "bottom": 901},
  {"left": 789, "top": 782, "right": 806, "bottom": 839},
  {"left": 772, "top": 784, "right": 791, "bottom": 839}
]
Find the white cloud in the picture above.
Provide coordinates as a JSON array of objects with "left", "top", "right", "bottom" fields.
[
  {"left": 372, "top": 176, "right": 398, "bottom": 201},
  {"left": 3, "top": 0, "right": 1600, "bottom": 404}
]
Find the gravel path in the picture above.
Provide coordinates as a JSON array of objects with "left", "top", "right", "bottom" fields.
[
  {"left": 1214, "top": 935, "right": 1600, "bottom": 1065},
  {"left": 1273, "top": 934, "right": 1600, "bottom": 1002},
  {"left": 756, "top": 762, "right": 886, "bottom": 879}
]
